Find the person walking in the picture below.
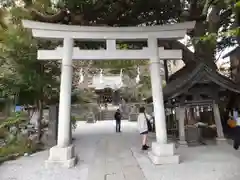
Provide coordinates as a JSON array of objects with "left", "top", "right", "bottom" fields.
[
  {"left": 114, "top": 109, "right": 122, "bottom": 132},
  {"left": 233, "top": 110, "right": 240, "bottom": 150},
  {"left": 137, "top": 107, "right": 152, "bottom": 150},
  {"left": 227, "top": 108, "right": 240, "bottom": 150},
  {"left": 233, "top": 118, "right": 240, "bottom": 150}
]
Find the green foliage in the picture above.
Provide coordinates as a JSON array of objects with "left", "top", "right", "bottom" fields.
[
  {"left": 234, "top": 1, "right": 240, "bottom": 12},
  {"left": 72, "top": 89, "right": 98, "bottom": 103},
  {"left": 200, "top": 33, "right": 217, "bottom": 45},
  {"left": 57, "top": 0, "right": 182, "bottom": 26},
  {"left": 0, "top": 137, "right": 42, "bottom": 164},
  {"left": 0, "top": 0, "right": 238, "bottom": 107},
  {"left": 0, "top": 111, "right": 42, "bottom": 164},
  {"left": 0, "top": 111, "right": 28, "bottom": 129},
  {"left": 0, "top": 127, "right": 7, "bottom": 139},
  {"left": 71, "top": 115, "right": 77, "bottom": 130},
  {"left": 0, "top": 21, "right": 61, "bottom": 105},
  {"left": 0, "top": 143, "right": 28, "bottom": 159},
  {"left": 0, "top": 27, "right": 36, "bottom": 95},
  {"left": 0, "top": 0, "right": 62, "bottom": 106},
  {"left": 0, "top": 118, "right": 25, "bottom": 129},
  {"left": 10, "top": 7, "right": 33, "bottom": 24}
]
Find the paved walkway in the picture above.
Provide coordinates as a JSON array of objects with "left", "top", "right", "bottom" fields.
[{"left": 0, "top": 121, "right": 240, "bottom": 180}]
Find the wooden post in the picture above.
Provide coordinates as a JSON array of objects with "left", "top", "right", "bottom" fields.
[
  {"left": 47, "top": 105, "right": 59, "bottom": 147},
  {"left": 213, "top": 103, "right": 225, "bottom": 141},
  {"left": 176, "top": 106, "right": 188, "bottom": 146}
]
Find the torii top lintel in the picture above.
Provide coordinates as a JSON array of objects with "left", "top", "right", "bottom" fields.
[{"left": 22, "top": 20, "right": 195, "bottom": 40}]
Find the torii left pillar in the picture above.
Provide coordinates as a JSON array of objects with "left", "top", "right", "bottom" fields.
[
  {"left": 148, "top": 37, "right": 179, "bottom": 164},
  {"left": 45, "top": 38, "right": 76, "bottom": 168}
]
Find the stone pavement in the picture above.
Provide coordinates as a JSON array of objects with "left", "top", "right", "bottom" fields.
[
  {"left": 0, "top": 120, "right": 240, "bottom": 180},
  {"left": 133, "top": 144, "right": 240, "bottom": 180}
]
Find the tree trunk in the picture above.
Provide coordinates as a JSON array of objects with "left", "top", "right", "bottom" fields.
[
  {"left": 191, "top": 18, "right": 217, "bottom": 68},
  {"left": 36, "top": 99, "right": 43, "bottom": 143},
  {"left": 188, "top": 2, "right": 221, "bottom": 69}
]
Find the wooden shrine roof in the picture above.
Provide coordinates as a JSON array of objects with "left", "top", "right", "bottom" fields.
[{"left": 146, "top": 62, "right": 240, "bottom": 103}]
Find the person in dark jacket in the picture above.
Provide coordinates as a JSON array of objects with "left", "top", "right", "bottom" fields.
[
  {"left": 233, "top": 126, "right": 240, "bottom": 150},
  {"left": 114, "top": 109, "right": 122, "bottom": 132},
  {"left": 233, "top": 115, "right": 240, "bottom": 150}
]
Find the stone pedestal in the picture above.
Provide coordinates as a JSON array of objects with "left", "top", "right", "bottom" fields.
[
  {"left": 178, "top": 140, "right": 188, "bottom": 146},
  {"left": 216, "top": 137, "right": 227, "bottom": 145},
  {"left": 213, "top": 103, "right": 227, "bottom": 145},
  {"left": 213, "top": 103, "right": 225, "bottom": 140},
  {"left": 148, "top": 142, "right": 180, "bottom": 165},
  {"left": 45, "top": 105, "right": 58, "bottom": 147},
  {"left": 186, "top": 126, "right": 202, "bottom": 145},
  {"left": 46, "top": 145, "right": 76, "bottom": 168},
  {"left": 176, "top": 107, "right": 188, "bottom": 146},
  {"left": 129, "top": 113, "right": 138, "bottom": 121}
]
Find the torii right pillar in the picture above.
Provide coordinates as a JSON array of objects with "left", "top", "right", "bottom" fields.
[{"left": 148, "top": 37, "right": 180, "bottom": 164}]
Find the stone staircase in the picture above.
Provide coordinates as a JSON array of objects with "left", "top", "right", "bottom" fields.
[
  {"left": 98, "top": 104, "right": 129, "bottom": 121},
  {"left": 99, "top": 110, "right": 129, "bottom": 120},
  {"left": 100, "top": 110, "right": 116, "bottom": 120}
]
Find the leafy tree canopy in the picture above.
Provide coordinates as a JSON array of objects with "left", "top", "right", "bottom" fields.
[{"left": 0, "top": 0, "right": 239, "bottom": 106}]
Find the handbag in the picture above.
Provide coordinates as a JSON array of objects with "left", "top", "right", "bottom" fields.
[
  {"left": 144, "top": 113, "right": 152, "bottom": 132},
  {"left": 228, "top": 119, "right": 236, "bottom": 128}
]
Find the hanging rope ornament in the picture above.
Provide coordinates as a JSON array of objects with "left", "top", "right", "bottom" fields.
[
  {"left": 78, "top": 68, "right": 84, "bottom": 85},
  {"left": 120, "top": 68, "right": 123, "bottom": 85},
  {"left": 196, "top": 106, "right": 200, "bottom": 117},
  {"left": 135, "top": 66, "right": 140, "bottom": 84},
  {"left": 99, "top": 69, "right": 103, "bottom": 83},
  {"left": 207, "top": 105, "right": 211, "bottom": 112},
  {"left": 120, "top": 68, "right": 123, "bottom": 78}
]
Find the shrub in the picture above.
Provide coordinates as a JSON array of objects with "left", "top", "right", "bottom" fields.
[
  {"left": 0, "top": 111, "right": 43, "bottom": 164},
  {"left": 0, "top": 137, "right": 43, "bottom": 164},
  {"left": 0, "top": 112, "right": 28, "bottom": 129},
  {"left": 0, "top": 143, "right": 28, "bottom": 158},
  {"left": 71, "top": 115, "right": 77, "bottom": 130},
  {"left": 0, "top": 128, "right": 7, "bottom": 139}
]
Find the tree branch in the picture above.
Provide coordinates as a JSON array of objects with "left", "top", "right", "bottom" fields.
[
  {"left": 94, "top": 0, "right": 134, "bottom": 26},
  {"left": 159, "top": 40, "right": 195, "bottom": 64},
  {"left": 202, "top": 0, "right": 216, "bottom": 16},
  {"left": 0, "top": 20, "right": 7, "bottom": 29},
  {"left": 29, "top": 8, "right": 67, "bottom": 23},
  {"left": 219, "top": 8, "right": 233, "bottom": 28},
  {"left": 0, "top": 8, "right": 7, "bottom": 30},
  {"left": 207, "top": 5, "right": 221, "bottom": 33}
]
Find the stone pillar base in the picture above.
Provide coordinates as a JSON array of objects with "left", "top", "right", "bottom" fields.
[
  {"left": 216, "top": 137, "right": 227, "bottom": 145},
  {"left": 178, "top": 140, "right": 188, "bottom": 147},
  {"left": 148, "top": 142, "right": 180, "bottom": 165},
  {"left": 45, "top": 145, "right": 76, "bottom": 168}
]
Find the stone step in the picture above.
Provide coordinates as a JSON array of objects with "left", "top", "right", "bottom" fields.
[
  {"left": 98, "top": 109, "right": 129, "bottom": 121},
  {"left": 101, "top": 110, "right": 115, "bottom": 120}
]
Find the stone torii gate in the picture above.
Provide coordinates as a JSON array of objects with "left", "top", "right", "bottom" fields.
[{"left": 22, "top": 20, "right": 195, "bottom": 168}]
